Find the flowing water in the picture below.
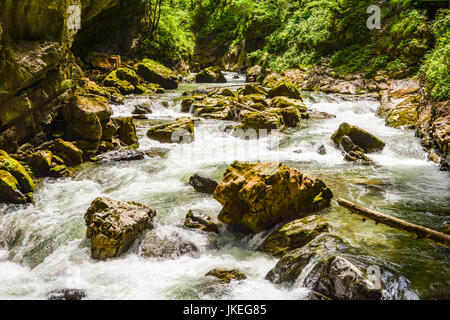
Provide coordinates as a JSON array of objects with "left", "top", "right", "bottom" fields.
[{"left": 0, "top": 73, "right": 449, "bottom": 299}]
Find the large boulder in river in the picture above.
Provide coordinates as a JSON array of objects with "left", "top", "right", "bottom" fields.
[
  {"left": 84, "top": 197, "right": 156, "bottom": 260},
  {"left": 195, "top": 66, "right": 227, "bottom": 83},
  {"left": 136, "top": 59, "right": 178, "bottom": 89},
  {"left": 189, "top": 174, "right": 218, "bottom": 194},
  {"left": 147, "top": 117, "right": 195, "bottom": 144},
  {"left": 259, "top": 215, "right": 333, "bottom": 257},
  {"left": 213, "top": 162, "right": 333, "bottom": 233},
  {"left": 184, "top": 210, "right": 220, "bottom": 233},
  {"left": 268, "top": 81, "right": 301, "bottom": 100},
  {"left": 331, "top": 123, "right": 385, "bottom": 153}
]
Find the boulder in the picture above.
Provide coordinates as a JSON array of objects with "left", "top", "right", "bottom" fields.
[
  {"left": 189, "top": 174, "right": 218, "bottom": 194},
  {"left": 238, "top": 84, "right": 267, "bottom": 96},
  {"left": 132, "top": 103, "right": 152, "bottom": 115},
  {"left": 205, "top": 269, "right": 247, "bottom": 283},
  {"left": 192, "top": 98, "right": 234, "bottom": 120},
  {"left": 0, "top": 170, "right": 31, "bottom": 204},
  {"left": 265, "top": 234, "right": 349, "bottom": 284},
  {"left": 214, "top": 88, "right": 236, "bottom": 97},
  {"left": 268, "top": 81, "right": 301, "bottom": 99},
  {"left": 0, "top": 150, "right": 35, "bottom": 194},
  {"left": 26, "top": 150, "right": 53, "bottom": 177},
  {"left": 269, "top": 96, "right": 307, "bottom": 113},
  {"left": 268, "top": 107, "right": 302, "bottom": 128},
  {"left": 184, "top": 210, "right": 220, "bottom": 233},
  {"left": 213, "top": 162, "right": 333, "bottom": 233},
  {"left": 239, "top": 111, "right": 284, "bottom": 131},
  {"left": 147, "top": 117, "right": 195, "bottom": 144},
  {"left": 103, "top": 68, "right": 142, "bottom": 94},
  {"left": 331, "top": 123, "right": 385, "bottom": 153},
  {"left": 112, "top": 117, "right": 138, "bottom": 147},
  {"left": 101, "top": 119, "right": 119, "bottom": 142},
  {"left": 136, "top": 59, "right": 178, "bottom": 89},
  {"left": 141, "top": 230, "right": 199, "bottom": 259},
  {"left": 47, "top": 289, "right": 87, "bottom": 301},
  {"left": 260, "top": 215, "right": 333, "bottom": 257},
  {"left": 195, "top": 66, "right": 227, "bottom": 83},
  {"left": 49, "top": 139, "right": 83, "bottom": 166},
  {"left": 181, "top": 98, "right": 195, "bottom": 113},
  {"left": 344, "top": 150, "right": 372, "bottom": 165},
  {"left": 84, "top": 197, "right": 156, "bottom": 260},
  {"left": 246, "top": 65, "right": 265, "bottom": 83},
  {"left": 93, "top": 150, "right": 144, "bottom": 164}
]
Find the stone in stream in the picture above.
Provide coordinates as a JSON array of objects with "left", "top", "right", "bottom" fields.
[
  {"left": 213, "top": 162, "right": 333, "bottom": 233},
  {"left": 237, "top": 111, "right": 284, "bottom": 131},
  {"left": 0, "top": 170, "right": 31, "bottom": 204},
  {"left": 49, "top": 139, "right": 83, "bottom": 166},
  {"left": 112, "top": 117, "right": 139, "bottom": 147},
  {"left": 259, "top": 215, "right": 333, "bottom": 257},
  {"left": 92, "top": 150, "right": 145, "bottom": 164},
  {"left": 205, "top": 268, "right": 247, "bottom": 283},
  {"left": 268, "top": 81, "right": 301, "bottom": 100},
  {"left": 184, "top": 210, "right": 220, "bottom": 233},
  {"left": 191, "top": 98, "right": 234, "bottom": 120},
  {"left": 47, "top": 289, "right": 87, "bottom": 300},
  {"left": 132, "top": 103, "right": 152, "bottom": 115},
  {"left": 238, "top": 84, "right": 268, "bottom": 96},
  {"left": 344, "top": 150, "right": 373, "bottom": 165},
  {"left": 246, "top": 65, "right": 265, "bottom": 83},
  {"left": 316, "top": 144, "right": 327, "bottom": 155},
  {"left": 147, "top": 117, "right": 196, "bottom": 144},
  {"left": 136, "top": 59, "right": 179, "bottom": 89},
  {"left": 84, "top": 197, "right": 156, "bottom": 260},
  {"left": 331, "top": 122, "right": 385, "bottom": 153},
  {"left": 141, "top": 230, "right": 199, "bottom": 259},
  {"left": 0, "top": 150, "right": 35, "bottom": 203},
  {"left": 189, "top": 174, "right": 218, "bottom": 194},
  {"left": 144, "top": 147, "right": 171, "bottom": 158},
  {"left": 195, "top": 66, "right": 227, "bottom": 83}
]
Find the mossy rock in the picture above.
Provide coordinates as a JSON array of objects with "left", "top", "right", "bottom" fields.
[
  {"left": 331, "top": 123, "right": 385, "bottom": 153},
  {"left": 0, "top": 150, "right": 35, "bottom": 194},
  {"left": 112, "top": 117, "right": 139, "bottom": 147},
  {"left": 27, "top": 150, "right": 53, "bottom": 177},
  {"left": 270, "top": 96, "right": 307, "bottom": 113},
  {"left": 195, "top": 66, "right": 227, "bottom": 83},
  {"left": 136, "top": 59, "right": 178, "bottom": 89},
  {"left": 268, "top": 107, "right": 302, "bottom": 128},
  {"left": 239, "top": 94, "right": 268, "bottom": 106},
  {"left": 385, "top": 106, "right": 418, "bottom": 128},
  {"left": 49, "top": 139, "right": 83, "bottom": 166},
  {"left": 260, "top": 215, "right": 333, "bottom": 257},
  {"left": 215, "top": 87, "right": 235, "bottom": 97},
  {"left": 0, "top": 170, "right": 31, "bottom": 204},
  {"left": 240, "top": 111, "right": 284, "bottom": 131},
  {"left": 205, "top": 268, "right": 247, "bottom": 283},
  {"left": 181, "top": 97, "right": 195, "bottom": 113},
  {"left": 268, "top": 81, "right": 301, "bottom": 99},
  {"left": 147, "top": 117, "right": 195, "bottom": 144},
  {"left": 103, "top": 70, "right": 137, "bottom": 95},
  {"left": 48, "top": 164, "right": 72, "bottom": 178},
  {"left": 192, "top": 98, "right": 233, "bottom": 120},
  {"left": 238, "top": 84, "right": 268, "bottom": 96}
]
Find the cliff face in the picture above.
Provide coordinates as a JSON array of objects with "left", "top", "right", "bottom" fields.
[{"left": 0, "top": 0, "right": 144, "bottom": 152}]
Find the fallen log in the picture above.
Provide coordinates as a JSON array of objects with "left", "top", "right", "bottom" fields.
[{"left": 337, "top": 198, "right": 450, "bottom": 248}]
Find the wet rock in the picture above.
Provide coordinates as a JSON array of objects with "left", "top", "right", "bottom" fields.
[
  {"left": 73, "top": 140, "right": 101, "bottom": 158},
  {"left": 132, "top": 103, "right": 152, "bottom": 115},
  {"left": 331, "top": 122, "right": 385, "bottom": 153},
  {"left": 238, "top": 111, "right": 284, "bottom": 131},
  {"left": 205, "top": 269, "right": 247, "bottom": 283},
  {"left": 189, "top": 174, "right": 218, "bottom": 194},
  {"left": 184, "top": 210, "right": 220, "bottom": 233},
  {"left": 103, "top": 67, "right": 143, "bottom": 95},
  {"left": 136, "top": 59, "right": 178, "bottom": 89},
  {"left": 144, "top": 147, "right": 170, "bottom": 158},
  {"left": 49, "top": 139, "right": 83, "bottom": 166},
  {"left": 93, "top": 150, "right": 144, "bottom": 164},
  {"left": 269, "top": 96, "right": 307, "bottom": 113},
  {"left": 214, "top": 88, "right": 235, "bottom": 97},
  {"left": 307, "top": 110, "right": 336, "bottom": 120},
  {"left": 0, "top": 170, "right": 31, "bottom": 204},
  {"left": 269, "top": 107, "right": 302, "bottom": 128},
  {"left": 268, "top": 81, "right": 301, "bottom": 100},
  {"left": 141, "top": 230, "right": 199, "bottom": 259},
  {"left": 238, "top": 84, "right": 267, "bottom": 96},
  {"left": 303, "top": 255, "right": 382, "bottom": 300},
  {"left": 317, "top": 144, "right": 327, "bottom": 155},
  {"left": 27, "top": 150, "right": 53, "bottom": 177},
  {"left": 192, "top": 98, "right": 234, "bottom": 120},
  {"left": 84, "top": 197, "right": 156, "bottom": 260},
  {"left": 112, "top": 117, "right": 138, "bottom": 147},
  {"left": 195, "top": 66, "right": 227, "bottom": 83},
  {"left": 147, "top": 117, "right": 195, "bottom": 144},
  {"left": 47, "top": 289, "right": 87, "bottom": 300},
  {"left": 246, "top": 65, "right": 265, "bottom": 83},
  {"left": 339, "top": 135, "right": 357, "bottom": 153},
  {"left": 214, "top": 162, "right": 333, "bottom": 233},
  {"left": 344, "top": 150, "right": 373, "bottom": 165},
  {"left": 0, "top": 150, "right": 35, "bottom": 194},
  {"left": 265, "top": 234, "right": 349, "bottom": 284},
  {"left": 260, "top": 215, "right": 333, "bottom": 257},
  {"left": 101, "top": 119, "right": 119, "bottom": 142},
  {"left": 181, "top": 98, "right": 195, "bottom": 113}
]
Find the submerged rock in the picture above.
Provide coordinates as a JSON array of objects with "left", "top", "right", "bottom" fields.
[
  {"left": 195, "top": 66, "right": 227, "bottom": 83},
  {"left": 269, "top": 107, "right": 302, "bottom": 128},
  {"left": 205, "top": 268, "right": 247, "bottom": 283},
  {"left": 136, "top": 59, "right": 178, "bottom": 89},
  {"left": 260, "top": 215, "right": 333, "bottom": 257},
  {"left": 331, "top": 122, "right": 385, "bottom": 153},
  {"left": 141, "top": 230, "right": 199, "bottom": 259},
  {"left": 132, "top": 103, "right": 152, "bottom": 115},
  {"left": 213, "top": 162, "right": 333, "bottom": 233},
  {"left": 144, "top": 147, "right": 170, "bottom": 158},
  {"left": 93, "top": 150, "right": 144, "bottom": 164},
  {"left": 84, "top": 197, "right": 156, "bottom": 260},
  {"left": 189, "top": 174, "right": 218, "bottom": 194},
  {"left": 147, "top": 117, "right": 195, "bottom": 144},
  {"left": 47, "top": 289, "right": 87, "bottom": 301},
  {"left": 184, "top": 210, "right": 220, "bottom": 233}
]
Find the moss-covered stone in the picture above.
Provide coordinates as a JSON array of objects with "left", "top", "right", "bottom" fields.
[
  {"left": 27, "top": 150, "right": 53, "bottom": 177},
  {"left": 0, "top": 170, "right": 30, "bottom": 204},
  {"left": 195, "top": 66, "right": 227, "bottom": 83},
  {"left": 49, "top": 139, "right": 83, "bottom": 166},
  {"left": 238, "top": 84, "right": 268, "bottom": 96},
  {"left": 205, "top": 268, "right": 247, "bottom": 283},
  {"left": 147, "top": 117, "right": 195, "bottom": 144},
  {"left": 240, "top": 111, "right": 284, "bottom": 131},
  {"left": 260, "top": 215, "right": 333, "bottom": 257},
  {"left": 270, "top": 96, "right": 307, "bottom": 113},
  {"left": 112, "top": 117, "right": 139, "bottom": 147},
  {"left": 184, "top": 210, "right": 220, "bottom": 233},
  {"left": 103, "top": 69, "right": 137, "bottom": 95},
  {"left": 214, "top": 162, "right": 333, "bottom": 233},
  {"left": 181, "top": 97, "right": 195, "bottom": 113},
  {"left": 136, "top": 59, "right": 178, "bottom": 89},
  {"left": 192, "top": 98, "right": 233, "bottom": 120},
  {"left": 268, "top": 107, "right": 302, "bottom": 128},
  {"left": 331, "top": 122, "right": 385, "bottom": 153},
  {"left": 268, "top": 81, "right": 301, "bottom": 99},
  {"left": 0, "top": 150, "right": 35, "bottom": 194}
]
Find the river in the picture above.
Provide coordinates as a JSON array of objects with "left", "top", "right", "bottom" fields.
[{"left": 0, "top": 73, "right": 448, "bottom": 299}]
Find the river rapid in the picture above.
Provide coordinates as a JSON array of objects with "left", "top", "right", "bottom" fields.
[{"left": 0, "top": 73, "right": 449, "bottom": 299}]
